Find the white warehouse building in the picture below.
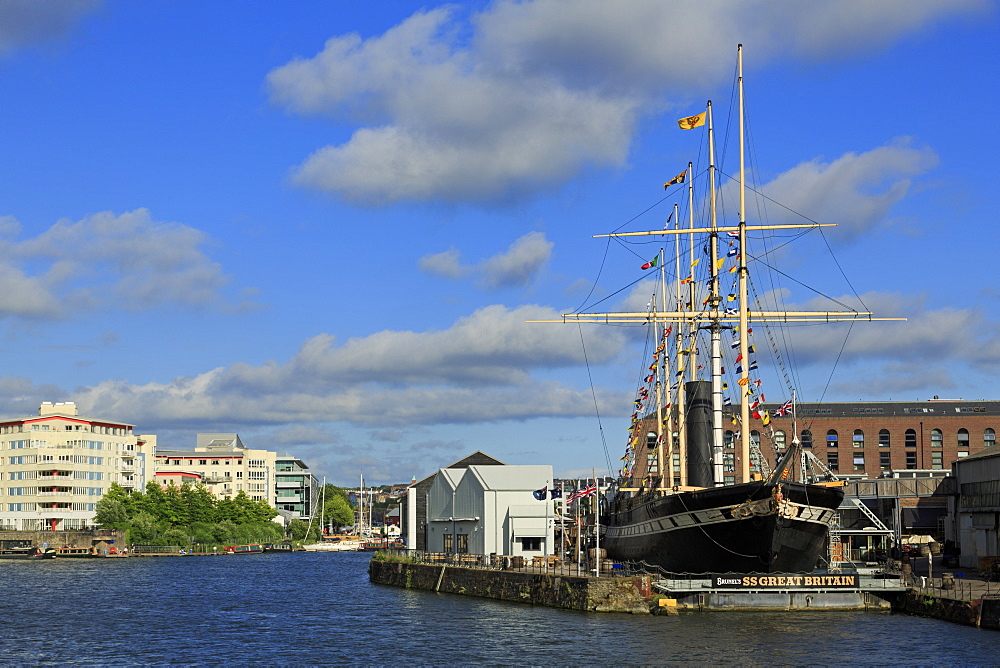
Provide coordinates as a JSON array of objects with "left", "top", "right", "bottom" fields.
[{"left": 424, "top": 464, "right": 554, "bottom": 558}]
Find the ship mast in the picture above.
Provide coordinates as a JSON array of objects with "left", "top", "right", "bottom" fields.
[
  {"left": 529, "top": 45, "right": 905, "bottom": 490},
  {"left": 655, "top": 246, "right": 668, "bottom": 490},
  {"left": 736, "top": 44, "right": 752, "bottom": 483}
]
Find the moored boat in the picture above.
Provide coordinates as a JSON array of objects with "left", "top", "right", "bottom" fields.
[
  {"left": 223, "top": 544, "right": 263, "bottom": 554},
  {"left": 55, "top": 546, "right": 98, "bottom": 558},
  {"left": 0, "top": 545, "right": 56, "bottom": 559}
]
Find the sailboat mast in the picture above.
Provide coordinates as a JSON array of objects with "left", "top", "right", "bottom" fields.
[
  {"left": 705, "top": 101, "right": 725, "bottom": 486},
  {"left": 736, "top": 44, "right": 752, "bottom": 484}
]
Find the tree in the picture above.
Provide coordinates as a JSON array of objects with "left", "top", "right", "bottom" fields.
[
  {"left": 94, "top": 497, "right": 129, "bottom": 529},
  {"left": 320, "top": 484, "right": 356, "bottom": 530},
  {"left": 181, "top": 483, "right": 218, "bottom": 524},
  {"left": 287, "top": 518, "right": 310, "bottom": 541}
]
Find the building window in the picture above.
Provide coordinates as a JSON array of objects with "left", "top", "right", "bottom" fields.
[
  {"left": 646, "top": 432, "right": 657, "bottom": 449},
  {"left": 774, "top": 431, "right": 786, "bottom": 450},
  {"left": 879, "top": 452, "right": 891, "bottom": 471},
  {"left": 931, "top": 451, "right": 943, "bottom": 470},
  {"left": 987, "top": 429, "right": 996, "bottom": 448},
  {"left": 853, "top": 429, "right": 864, "bottom": 448},
  {"left": 750, "top": 431, "right": 760, "bottom": 449},
  {"left": 905, "top": 451, "right": 917, "bottom": 469},
  {"left": 723, "top": 452, "right": 735, "bottom": 473},
  {"left": 519, "top": 537, "right": 542, "bottom": 551},
  {"left": 957, "top": 429, "right": 969, "bottom": 449},
  {"left": 853, "top": 453, "right": 865, "bottom": 472},
  {"left": 878, "top": 430, "right": 891, "bottom": 448},
  {"left": 646, "top": 453, "right": 658, "bottom": 474},
  {"left": 199, "top": 460, "right": 207, "bottom": 465},
  {"left": 456, "top": 534, "right": 469, "bottom": 554},
  {"left": 826, "top": 430, "right": 838, "bottom": 448},
  {"left": 827, "top": 452, "right": 839, "bottom": 472},
  {"left": 905, "top": 429, "right": 917, "bottom": 448},
  {"left": 801, "top": 430, "right": 812, "bottom": 448},
  {"left": 931, "top": 429, "right": 943, "bottom": 448},
  {"left": 443, "top": 533, "right": 453, "bottom": 553},
  {"left": 724, "top": 431, "right": 735, "bottom": 449}
]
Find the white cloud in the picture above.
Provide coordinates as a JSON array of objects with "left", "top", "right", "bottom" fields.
[
  {"left": 0, "top": 209, "right": 249, "bottom": 319},
  {"left": 418, "top": 247, "right": 466, "bottom": 279},
  {"left": 0, "top": 0, "right": 101, "bottom": 54},
  {"left": 756, "top": 140, "right": 939, "bottom": 238},
  {"left": 480, "top": 231, "right": 553, "bottom": 288},
  {"left": 420, "top": 231, "right": 553, "bottom": 289},
  {"left": 267, "top": 0, "right": 983, "bottom": 207},
  {"left": 66, "top": 303, "right": 629, "bottom": 428}
]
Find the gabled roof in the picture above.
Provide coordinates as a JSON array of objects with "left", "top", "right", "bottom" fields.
[
  {"left": 436, "top": 467, "right": 464, "bottom": 490},
  {"left": 463, "top": 465, "right": 550, "bottom": 492},
  {"left": 410, "top": 450, "right": 506, "bottom": 489}
]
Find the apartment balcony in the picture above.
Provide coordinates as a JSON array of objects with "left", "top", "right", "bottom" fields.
[
  {"left": 38, "top": 474, "right": 74, "bottom": 481},
  {"left": 37, "top": 491, "right": 73, "bottom": 497},
  {"left": 202, "top": 476, "right": 232, "bottom": 484}
]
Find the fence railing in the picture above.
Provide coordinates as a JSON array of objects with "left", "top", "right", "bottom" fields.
[{"left": 376, "top": 549, "right": 634, "bottom": 577}]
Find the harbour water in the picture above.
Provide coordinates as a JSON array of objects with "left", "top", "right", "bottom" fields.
[{"left": 0, "top": 551, "right": 994, "bottom": 665}]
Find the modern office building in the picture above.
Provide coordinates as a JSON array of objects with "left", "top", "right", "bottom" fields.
[
  {"left": 0, "top": 401, "right": 153, "bottom": 530},
  {"left": 274, "top": 453, "right": 319, "bottom": 520},
  {"left": 153, "top": 433, "right": 276, "bottom": 503}
]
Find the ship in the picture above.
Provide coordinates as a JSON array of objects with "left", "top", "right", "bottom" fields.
[{"left": 543, "top": 46, "right": 902, "bottom": 574}]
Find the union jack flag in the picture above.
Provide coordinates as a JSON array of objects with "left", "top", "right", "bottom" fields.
[
  {"left": 773, "top": 399, "right": 794, "bottom": 417},
  {"left": 567, "top": 484, "right": 598, "bottom": 503}
]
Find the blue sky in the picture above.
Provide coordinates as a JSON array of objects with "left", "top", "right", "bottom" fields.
[{"left": 0, "top": 0, "right": 996, "bottom": 486}]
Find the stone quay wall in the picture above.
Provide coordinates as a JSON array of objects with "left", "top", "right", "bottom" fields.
[
  {"left": 368, "top": 559, "right": 651, "bottom": 613},
  {"left": 0, "top": 529, "right": 126, "bottom": 552}
]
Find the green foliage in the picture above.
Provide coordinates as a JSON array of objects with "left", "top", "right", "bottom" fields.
[
  {"left": 287, "top": 519, "right": 310, "bottom": 541},
  {"left": 94, "top": 480, "right": 282, "bottom": 547},
  {"left": 323, "top": 489, "right": 355, "bottom": 529}
]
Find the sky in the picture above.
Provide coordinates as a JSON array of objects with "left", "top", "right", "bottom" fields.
[{"left": 0, "top": 0, "right": 997, "bottom": 486}]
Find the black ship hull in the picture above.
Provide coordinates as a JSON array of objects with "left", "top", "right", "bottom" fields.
[{"left": 601, "top": 481, "right": 844, "bottom": 573}]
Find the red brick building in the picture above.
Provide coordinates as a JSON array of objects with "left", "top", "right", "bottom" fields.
[{"left": 631, "top": 399, "right": 999, "bottom": 486}]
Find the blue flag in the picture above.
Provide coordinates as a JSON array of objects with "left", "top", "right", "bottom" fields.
[{"left": 532, "top": 486, "right": 547, "bottom": 501}]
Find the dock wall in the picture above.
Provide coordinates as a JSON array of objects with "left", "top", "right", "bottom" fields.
[
  {"left": 368, "top": 560, "right": 651, "bottom": 613},
  {"left": 0, "top": 530, "right": 125, "bottom": 551},
  {"left": 894, "top": 591, "right": 998, "bottom": 628}
]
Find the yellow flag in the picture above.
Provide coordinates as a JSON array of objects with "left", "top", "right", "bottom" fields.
[
  {"left": 677, "top": 110, "right": 706, "bottom": 130},
  {"left": 715, "top": 258, "right": 726, "bottom": 271},
  {"left": 664, "top": 171, "right": 686, "bottom": 189}
]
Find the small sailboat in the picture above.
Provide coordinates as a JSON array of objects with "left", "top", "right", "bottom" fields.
[
  {"left": 302, "top": 476, "right": 363, "bottom": 552},
  {"left": 536, "top": 45, "right": 902, "bottom": 574}
]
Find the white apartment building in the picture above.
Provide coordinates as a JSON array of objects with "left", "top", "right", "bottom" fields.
[
  {"left": 0, "top": 402, "right": 153, "bottom": 530},
  {"left": 154, "top": 433, "right": 276, "bottom": 503}
]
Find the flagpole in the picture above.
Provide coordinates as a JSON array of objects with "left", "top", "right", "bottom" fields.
[
  {"left": 545, "top": 479, "right": 550, "bottom": 557},
  {"left": 575, "top": 480, "right": 581, "bottom": 574},
  {"left": 593, "top": 468, "right": 600, "bottom": 578}
]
